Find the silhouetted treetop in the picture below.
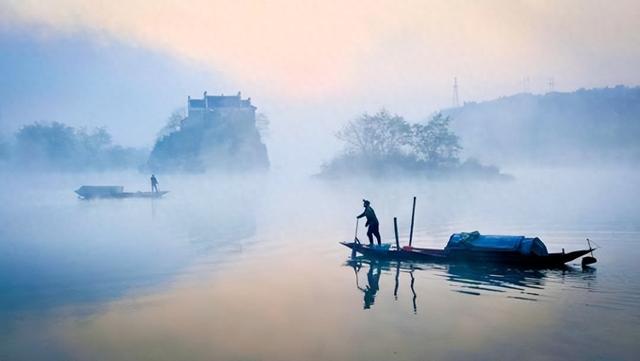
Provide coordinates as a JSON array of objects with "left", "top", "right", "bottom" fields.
[
  {"left": 337, "top": 109, "right": 410, "bottom": 157},
  {"left": 5, "top": 122, "right": 146, "bottom": 171}
]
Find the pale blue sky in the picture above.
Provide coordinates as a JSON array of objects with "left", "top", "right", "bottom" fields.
[
  {"left": 0, "top": 27, "right": 230, "bottom": 147},
  {"left": 1, "top": 1, "right": 639, "bottom": 168}
]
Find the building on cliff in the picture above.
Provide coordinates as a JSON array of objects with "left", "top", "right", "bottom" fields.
[
  {"left": 148, "top": 91, "right": 269, "bottom": 172},
  {"left": 187, "top": 91, "right": 255, "bottom": 116}
]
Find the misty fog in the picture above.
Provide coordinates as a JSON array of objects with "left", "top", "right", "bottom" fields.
[
  {"left": 2, "top": 2, "right": 640, "bottom": 360},
  {"left": 2, "top": 164, "right": 639, "bottom": 359}
]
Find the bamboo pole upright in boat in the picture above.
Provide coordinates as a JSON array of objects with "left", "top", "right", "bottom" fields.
[
  {"left": 394, "top": 217, "right": 400, "bottom": 250},
  {"left": 409, "top": 196, "right": 416, "bottom": 247}
]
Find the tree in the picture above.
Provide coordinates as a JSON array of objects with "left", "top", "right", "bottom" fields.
[
  {"left": 156, "top": 108, "right": 186, "bottom": 140},
  {"left": 336, "top": 109, "right": 411, "bottom": 158},
  {"left": 77, "top": 127, "right": 112, "bottom": 152},
  {"left": 9, "top": 122, "right": 145, "bottom": 171},
  {"left": 321, "top": 109, "right": 503, "bottom": 178},
  {"left": 410, "top": 113, "right": 461, "bottom": 167},
  {"left": 15, "top": 122, "right": 77, "bottom": 165}
]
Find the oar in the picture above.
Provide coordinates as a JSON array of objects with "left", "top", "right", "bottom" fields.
[{"left": 354, "top": 218, "right": 361, "bottom": 244}]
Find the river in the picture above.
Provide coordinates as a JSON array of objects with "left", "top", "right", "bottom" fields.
[{"left": 1, "top": 167, "right": 639, "bottom": 360}]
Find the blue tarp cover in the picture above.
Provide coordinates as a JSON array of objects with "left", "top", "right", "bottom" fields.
[{"left": 446, "top": 231, "right": 548, "bottom": 256}]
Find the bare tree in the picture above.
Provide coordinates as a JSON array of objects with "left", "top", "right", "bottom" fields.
[{"left": 336, "top": 109, "right": 411, "bottom": 157}]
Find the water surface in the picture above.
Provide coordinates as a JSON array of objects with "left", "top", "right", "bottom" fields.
[{"left": 1, "top": 168, "right": 639, "bottom": 360}]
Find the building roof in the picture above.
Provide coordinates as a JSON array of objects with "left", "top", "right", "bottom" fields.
[{"left": 188, "top": 92, "right": 256, "bottom": 110}]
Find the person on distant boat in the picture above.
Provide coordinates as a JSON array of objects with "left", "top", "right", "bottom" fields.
[
  {"left": 150, "top": 174, "right": 159, "bottom": 193},
  {"left": 357, "top": 199, "right": 381, "bottom": 246}
]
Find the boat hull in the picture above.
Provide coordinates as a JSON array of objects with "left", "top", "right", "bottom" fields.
[
  {"left": 76, "top": 190, "right": 169, "bottom": 199},
  {"left": 341, "top": 241, "right": 592, "bottom": 267}
]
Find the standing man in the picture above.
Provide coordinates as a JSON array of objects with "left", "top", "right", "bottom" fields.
[
  {"left": 357, "top": 199, "right": 381, "bottom": 246},
  {"left": 150, "top": 174, "right": 159, "bottom": 193}
]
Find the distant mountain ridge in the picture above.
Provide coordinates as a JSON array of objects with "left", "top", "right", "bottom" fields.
[{"left": 442, "top": 86, "right": 640, "bottom": 165}]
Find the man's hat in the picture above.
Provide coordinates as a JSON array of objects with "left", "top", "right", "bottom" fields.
[{"left": 363, "top": 199, "right": 370, "bottom": 205}]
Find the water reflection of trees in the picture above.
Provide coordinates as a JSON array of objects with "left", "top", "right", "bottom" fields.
[{"left": 346, "top": 257, "right": 596, "bottom": 310}]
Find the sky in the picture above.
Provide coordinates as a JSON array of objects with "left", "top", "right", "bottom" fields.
[{"left": 0, "top": 0, "right": 639, "bottom": 167}]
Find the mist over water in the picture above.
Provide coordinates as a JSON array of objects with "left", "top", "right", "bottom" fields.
[
  {"left": 2, "top": 2, "right": 640, "bottom": 359},
  {"left": 1, "top": 165, "right": 639, "bottom": 360}
]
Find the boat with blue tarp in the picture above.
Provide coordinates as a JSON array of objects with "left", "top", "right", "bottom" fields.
[{"left": 341, "top": 231, "right": 596, "bottom": 267}]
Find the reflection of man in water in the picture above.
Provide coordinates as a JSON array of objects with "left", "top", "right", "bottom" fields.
[
  {"left": 356, "top": 262, "right": 381, "bottom": 309},
  {"left": 357, "top": 199, "right": 381, "bottom": 246},
  {"left": 150, "top": 174, "right": 159, "bottom": 193}
]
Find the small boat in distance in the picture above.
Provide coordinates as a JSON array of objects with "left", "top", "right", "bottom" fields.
[
  {"left": 341, "top": 231, "right": 597, "bottom": 267},
  {"left": 75, "top": 185, "right": 169, "bottom": 199}
]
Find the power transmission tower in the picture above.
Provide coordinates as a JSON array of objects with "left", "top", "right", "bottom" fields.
[{"left": 452, "top": 77, "right": 460, "bottom": 108}]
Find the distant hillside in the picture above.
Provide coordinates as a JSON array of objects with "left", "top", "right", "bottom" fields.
[{"left": 442, "top": 86, "right": 640, "bottom": 165}]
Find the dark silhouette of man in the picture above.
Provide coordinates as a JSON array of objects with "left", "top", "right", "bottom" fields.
[
  {"left": 357, "top": 199, "right": 381, "bottom": 245},
  {"left": 150, "top": 174, "right": 159, "bottom": 193},
  {"left": 363, "top": 262, "right": 381, "bottom": 309},
  {"left": 351, "top": 260, "right": 381, "bottom": 310}
]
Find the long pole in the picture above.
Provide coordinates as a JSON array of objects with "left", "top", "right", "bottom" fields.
[
  {"left": 354, "top": 218, "right": 360, "bottom": 243},
  {"left": 409, "top": 196, "right": 416, "bottom": 247},
  {"left": 394, "top": 217, "right": 400, "bottom": 250}
]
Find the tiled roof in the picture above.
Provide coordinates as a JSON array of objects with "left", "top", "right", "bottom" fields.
[{"left": 189, "top": 93, "right": 255, "bottom": 110}]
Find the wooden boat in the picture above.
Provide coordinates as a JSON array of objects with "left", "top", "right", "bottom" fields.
[
  {"left": 341, "top": 241, "right": 594, "bottom": 267},
  {"left": 75, "top": 185, "right": 169, "bottom": 199},
  {"left": 341, "top": 231, "right": 597, "bottom": 267},
  {"left": 344, "top": 198, "right": 597, "bottom": 267}
]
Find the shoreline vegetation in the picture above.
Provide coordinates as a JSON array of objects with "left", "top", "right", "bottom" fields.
[
  {"left": 0, "top": 122, "right": 146, "bottom": 172},
  {"left": 318, "top": 110, "right": 508, "bottom": 180},
  {"left": 1, "top": 86, "right": 638, "bottom": 176}
]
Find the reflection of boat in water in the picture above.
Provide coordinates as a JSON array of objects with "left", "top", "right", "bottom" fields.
[
  {"left": 75, "top": 185, "right": 169, "bottom": 199},
  {"left": 441, "top": 262, "right": 549, "bottom": 299},
  {"left": 342, "top": 231, "right": 596, "bottom": 267},
  {"left": 345, "top": 257, "right": 594, "bottom": 309}
]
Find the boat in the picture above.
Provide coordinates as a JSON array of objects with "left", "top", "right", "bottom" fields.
[
  {"left": 343, "top": 197, "right": 597, "bottom": 267},
  {"left": 75, "top": 185, "right": 169, "bottom": 199},
  {"left": 341, "top": 231, "right": 597, "bottom": 267}
]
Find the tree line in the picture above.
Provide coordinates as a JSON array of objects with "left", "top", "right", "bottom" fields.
[
  {"left": 321, "top": 109, "right": 502, "bottom": 178},
  {"left": 0, "top": 122, "right": 146, "bottom": 171},
  {"left": 1, "top": 109, "right": 502, "bottom": 177}
]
